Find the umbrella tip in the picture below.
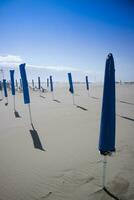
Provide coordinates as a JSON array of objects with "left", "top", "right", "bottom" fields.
[{"left": 107, "top": 53, "right": 113, "bottom": 59}]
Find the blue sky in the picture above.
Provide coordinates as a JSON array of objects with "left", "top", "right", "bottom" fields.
[{"left": 0, "top": 0, "right": 134, "bottom": 82}]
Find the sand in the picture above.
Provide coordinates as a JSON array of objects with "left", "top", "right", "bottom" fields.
[{"left": 0, "top": 83, "right": 134, "bottom": 200}]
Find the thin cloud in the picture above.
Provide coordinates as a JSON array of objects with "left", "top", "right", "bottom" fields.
[{"left": 0, "top": 55, "right": 22, "bottom": 65}]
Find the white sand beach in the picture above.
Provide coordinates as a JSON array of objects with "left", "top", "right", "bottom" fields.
[{"left": 0, "top": 83, "right": 134, "bottom": 200}]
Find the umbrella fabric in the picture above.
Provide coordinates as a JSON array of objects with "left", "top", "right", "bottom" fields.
[
  {"left": 10, "top": 70, "right": 15, "bottom": 95},
  {"left": 99, "top": 53, "right": 116, "bottom": 155},
  {"left": 19, "top": 63, "right": 30, "bottom": 104},
  {"left": 85, "top": 76, "right": 89, "bottom": 90},
  {"left": 68, "top": 73, "right": 74, "bottom": 94},
  {"left": 3, "top": 79, "right": 8, "bottom": 97},
  {"left": 50, "top": 76, "right": 53, "bottom": 92},
  {"left": 38, "top": 77, "right": 41, "bottom": 89}
]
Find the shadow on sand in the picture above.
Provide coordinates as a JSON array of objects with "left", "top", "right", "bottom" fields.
[
  {"left": 29, "top": 124, "right": 45, "bottom": 151},
  {"left": 5, "top": 102, "right": 8, "bottom": 106},
  {"left": 91, "top": 96, "right": 100, "bottom": 100},
  {"left": 119, "top": 100, "right": 134, "bottom": 106},
  {"left": 119, "top": 115, "right": 134, "bottom": 122},
  {"left": 0, "top": 98, "right": 3, "bottom": 101},
  {"left": 53, "top": 99, "right": 61, "bottom": 103},
  {"left": 40, "top": 95, "right": 46, "bottom": 99},
  {"left": 14, "top": 110, "right": 21, "bottom": 118},
  {"left": 76, "top": 105, "right": 88, "bottom": 111}
]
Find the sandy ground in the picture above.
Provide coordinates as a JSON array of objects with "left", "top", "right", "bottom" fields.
[{"left": 0, "top": 83, "right": 134, "bottom": 200}]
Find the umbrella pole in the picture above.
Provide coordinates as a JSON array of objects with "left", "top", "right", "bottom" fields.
[
  {"left": 28, "top": 103, "right": 33, "bottom": 126},
  {"left": 13, "top": 95, "right": 15, "bottom": 112},
  {"left": 52, "top": 91, "right": 54, "bottom": 100},
  {"left": 87, "top": 89, "right": 90, "bottom": 97},
  {"left": 102, "top": 155, "right": 107, "bottom": 189},
  {"left": 72, "top": 93, "right": 75, "bottom": 105}
]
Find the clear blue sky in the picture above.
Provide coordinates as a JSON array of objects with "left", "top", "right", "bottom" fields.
[{"left": 0, "top": 0, "right": 134, "bottom": 82}]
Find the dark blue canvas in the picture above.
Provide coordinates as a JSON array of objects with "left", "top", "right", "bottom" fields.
[
  {"left": 19, "top": 63, "right": 30, "bottom": 104},
  {"left": 38, "top": 77, "right": 41, "bottom": 89},
  {"left": 3, "top": 79, "right": 8, "bottom": 97},
  {"left": 68, "top": 73, "right": 74, "bottom": 94},
  {"left": 10, "top": 70, "right": 15, "bottom": 95},
  {"left": 50, "top": 76, "right": 53, "bottom": 92},
  {"left": 85, "top": 76, "right": 89, "bottom": 90},
  {"left": 99, "top": 53, "right": 116, "bottom": 155}
]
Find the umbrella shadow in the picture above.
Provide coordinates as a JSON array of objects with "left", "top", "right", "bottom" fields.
[
  {"left": 76, "top": 105, "right": 88, "bottom": 111},
  {"left": 119, "top": 100, "right": 134, "bottom": 106},
  {"left": 89, "top": 187, "right": 120, "bottom": 200},
  {"left": 14, "top": 110, "right": 21, "bottom": 118},
  {"left": 40, "top": 95, "right": 46, "bottom": 99},
  {"left": 118, "top": 115, "right": 134, "bottom": 122},
  {"left": 29, "top": 124, "right": 45, "bottom": 151},
  {"left": 53, "top": 99, "right": 61, "bottom": 103},
  {"left": 91, "top": 96, "right": 100, "bottom": 100}
]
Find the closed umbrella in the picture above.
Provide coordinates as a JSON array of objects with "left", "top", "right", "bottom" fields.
[
  {"left": 3, "top": 79, "right": 8, "bottom": 105},
  {"left": 10, "top": 70, "right": 16, "bottom": 111},
  {"left": 68, "top": 72, "right": 75, "bottom": 105},
  {"left": 99, "top": 53, "right": 116, "bottom": 190},
  {"left": 19, "top": 63, "right": 33, "bottom": 126}
]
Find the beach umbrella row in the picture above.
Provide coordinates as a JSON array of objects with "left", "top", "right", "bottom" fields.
[{"left": 0, "top": 53, "right": 116, "bottom": 197}]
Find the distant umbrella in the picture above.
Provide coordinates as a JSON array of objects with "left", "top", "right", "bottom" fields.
[
  {"left": 32, "top": 79, "right": 34, "bottom": 90},
  {"left": 3, "top": 79, "right": 8, "bottom": 105},
  {"left": 38, "top": 76, "right": 41, "bottom": 90},
  {"left": 85, "top": 76, "right": 89, "bottom": 97},
  {"left": 99, "top": 53, "right": 116, "bottom": 189},
  {"left": 50, "top": 75, "right": 54, "bottom": 100},
  {"left": 19, "top": 63, "right": 33, "bottom": 126},
  {"left": 16, "top": 79, "right": 18, "bottom": 90},
  {"left": 47, "top": 78, "right": 49, "bottom": 88},
  {"left": 68, "top": 73, "right": 75, "bottom": 105},
  {"left": 10, "top": 70, "right": 16, "bottom": 111}
]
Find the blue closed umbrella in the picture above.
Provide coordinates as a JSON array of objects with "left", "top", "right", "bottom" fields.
[
  {"left": 99, "top": 53, "right": 116, "bottom": 189},
  {"left": 19, "top": 64, "right": 30, "bottom": 104},
  {"left": 19, "top": 63, "right": 33, "bottom": 125},
  {"left": 10, "top": 70, "right": 16, "bottom": 111},
  {"left": 50, "top": 76, "right": 53, "bottom": 92},
  {"left": 68, "top": 73, "right": 75, "bottom": 104},
  {"left": 10, "top": 70, "right": 15, "bottom": 96},
  {"left": 99, "top": 53, "right": 116, "bottom": 155},
  {"left": 38, "top": 77, "right": 41, "bottom": 90},
  {"left": 68, "top": 73, "right": 74, "bottom": 94},
  {"left": 50, "top": 76, "right": 54, "bottom": 100},
  {"left": 0, "top": 81, "right": 3, "bottom": 99},
  {"left": 85, "top": 76, "right": 89, "bottom": 90},
  {"left": 3, "top": 79, "right": 8, "bottom": 98},
  {"left": 3, "top": 79, "right": 8, "bottom": 105},
  {"left": 85, "top": 76, "right": 90, "bottom": 97}
]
